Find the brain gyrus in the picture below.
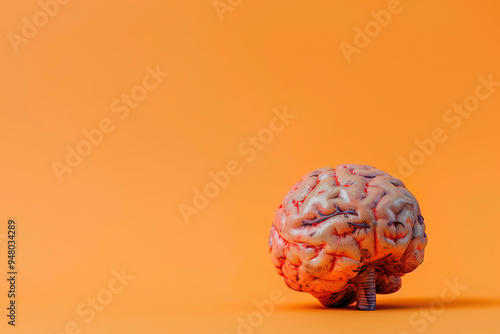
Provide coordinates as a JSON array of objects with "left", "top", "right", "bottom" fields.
[{"left": 268, "top": 164, "right": 427, "bottom": 310}]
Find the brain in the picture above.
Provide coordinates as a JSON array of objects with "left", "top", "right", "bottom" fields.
[{"left": 268, "top": 164, "right": 428, "bottom": 310}]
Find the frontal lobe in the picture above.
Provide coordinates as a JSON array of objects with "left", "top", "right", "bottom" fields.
[{"left": 269, "top": 164, "right": 427, "bottom": 302}]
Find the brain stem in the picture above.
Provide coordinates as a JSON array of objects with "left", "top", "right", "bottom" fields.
[{"left": 354, "top": 266, "right": 376, "bottom": 311}]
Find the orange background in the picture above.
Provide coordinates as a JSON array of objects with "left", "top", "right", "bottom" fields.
[{"left": 1, "top": 1, "right": 500, "bottom": 333}]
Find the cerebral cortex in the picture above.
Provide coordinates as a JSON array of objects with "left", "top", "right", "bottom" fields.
[{"left": 269, "top": 164, "right": 428, "bottom": 307}]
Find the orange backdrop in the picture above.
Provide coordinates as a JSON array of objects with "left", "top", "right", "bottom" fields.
[{"left": 1, "top": 1, "right": 500, "bottom": 333}]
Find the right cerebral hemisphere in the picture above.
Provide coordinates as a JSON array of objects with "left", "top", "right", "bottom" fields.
[{"left": 269, "top": 164, "right": 428, "bottom": 310}]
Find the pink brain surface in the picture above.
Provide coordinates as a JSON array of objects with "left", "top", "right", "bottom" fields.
[{"left": 268, "top": 164, "right": 428, "bottom": 310}]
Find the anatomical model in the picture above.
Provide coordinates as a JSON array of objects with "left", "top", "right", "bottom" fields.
[{"left": 269, "top": 164, "right": 427, "bottom": 310}]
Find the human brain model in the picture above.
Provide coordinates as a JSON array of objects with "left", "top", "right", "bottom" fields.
[{"left": 269, "top": 164, "right": 427, "bottom": 310}]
